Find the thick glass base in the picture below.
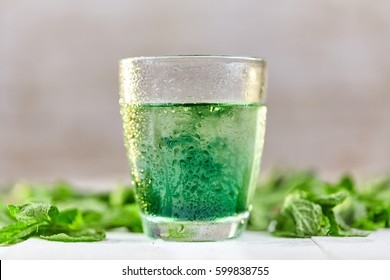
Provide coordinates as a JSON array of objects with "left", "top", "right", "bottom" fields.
[{"left": 141, "top": 211, "right": 249, "bottom": 242}]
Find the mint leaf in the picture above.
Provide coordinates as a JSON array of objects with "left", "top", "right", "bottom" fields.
[
  {"left": 40, "top": 230, "right": 105, "bottom": 242},
  {"left": 0, "top": 221, "right": 47, "bottom": 245},
  {"left": 312, "top": 191, "right": 348, "bottom": 208},
  {"left": 109, "top": 184, "right": 136, "bottom": 206},
  {"left": 0, "top": 200, "right": 13, "bottom": 227},
  {"left": 287, "top": 198, "right": 322, "bottom": 236},
  {"left": 274, "top": 196, "right": 324, "bottom": 237},
  {"left": 54, "top": 209, "right": 83, "bottom": 228},
  {"left": 8, "top": 203, "right": 59, "bottom": 223},
  {"left": 101, "top": 204, "right": 142, "bottom": 232},
  {"left": 313, "top": 191, "right": 348, "bottom": 236}
]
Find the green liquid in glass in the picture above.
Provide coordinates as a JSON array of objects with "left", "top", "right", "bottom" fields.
[{"left": 121, "top": 103, "right": 266, "bottom": 221}]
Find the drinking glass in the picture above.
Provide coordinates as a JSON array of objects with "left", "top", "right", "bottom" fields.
[{"left": 119, "top": 55, "right": 267, "bottom": 241}]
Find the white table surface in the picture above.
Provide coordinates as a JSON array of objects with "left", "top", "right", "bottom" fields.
[{"left": 1, "top": 229, "right": 389, "bottom": 260}]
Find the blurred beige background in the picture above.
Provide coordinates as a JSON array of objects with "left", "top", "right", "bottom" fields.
[{"left": 1, "top": 0, "right": 390, "bottom": 184}]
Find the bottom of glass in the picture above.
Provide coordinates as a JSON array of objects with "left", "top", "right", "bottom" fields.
[{"left": 141, "top": 211, "right": 249, "bottom": 242}]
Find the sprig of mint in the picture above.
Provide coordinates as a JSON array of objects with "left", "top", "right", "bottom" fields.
[
  {"left": 0, "top": 181, "right": 142, "bottom": 245},
  {"left": 0, "top": 203, "right": 105, "bottom": 245},
  {"left": 248, "top": 170, "right": 390, "bottom": 237}
]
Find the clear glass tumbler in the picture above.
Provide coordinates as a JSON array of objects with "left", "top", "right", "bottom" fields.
[{"left": 119, "top": 55, "right": 267, "bottom": 241}]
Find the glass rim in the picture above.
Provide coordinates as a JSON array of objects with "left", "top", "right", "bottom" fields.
[{"left": 119, "top": 55, "right": 266, "bottom": 64}]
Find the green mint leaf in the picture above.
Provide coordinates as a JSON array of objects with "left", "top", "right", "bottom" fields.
[
  {"left": 109, "top": 184, "right": 136, "bottom": 206},
  {"left": 337, "top": 175, "right": 356, "bottom": 192},
  {"left": 313, "top": 191, "right": 348, "bottom": 208},
  {"left": 101, "top": 204, "right": 142, "bottom": 232},
  {"left": 352, "top": 203, "right": 389, "bottom": 230},
  {"left": 54, "top": 209, "right": 83, "bottom": 228},
  {"left": 0, "top": 200, "right": 13, "bottom": 227},
  {"left": 0, "top": 221, "right": 47, "bottom": 245},
  {"left": 322, "top": 208, "right": 340, "bottom": 235},
  {"left": 80, "top": 204, "right": 142, "bottom": 232},
  {"left": 40, "top": 229, "right": 105, "bottom": 242},
  {"left": 49, "top": 181, "right": 80, "bottom": 202},
  {"left": 274, "top": 196, "right": 323, "bottom": 237},
  {"left": 8, "top": 203, "right": 59, "bottom": 223}
]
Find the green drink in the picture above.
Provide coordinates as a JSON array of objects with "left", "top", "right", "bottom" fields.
[
  {"left": 119, "top": 55, "right": 267, "bottom": 241},
  {"left": 121, "top": 103, "right": 266, "bottom": 237}
]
